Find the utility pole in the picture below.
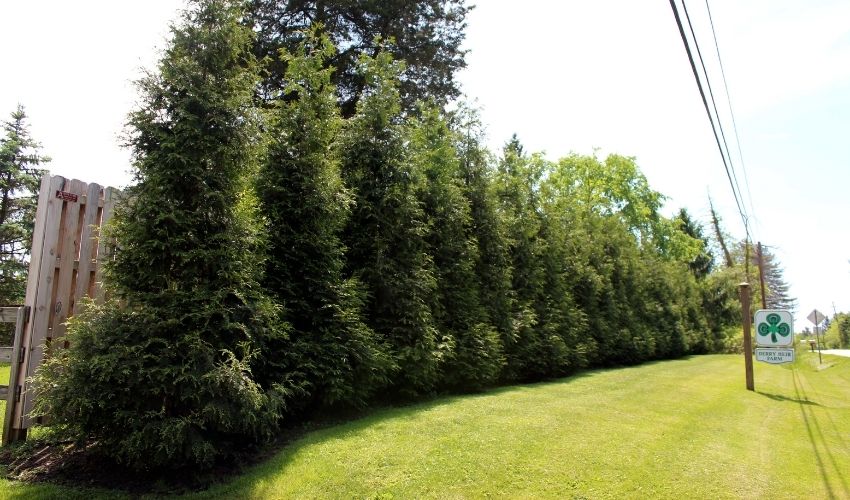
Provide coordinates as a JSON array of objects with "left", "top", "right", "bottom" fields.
[
  {"left": 757, "top": 242, "right": 767, "bottom": 310},
  {"left": 739, "top": 282, "right": 754, "bottom": 391}
]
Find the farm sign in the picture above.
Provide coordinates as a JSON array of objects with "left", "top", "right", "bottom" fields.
[
  {"left": 755, "top": 348, "right": 795, "bottom": 364},
  {"left": 754, "top": 309, "right": 793, "bottom": 347}
]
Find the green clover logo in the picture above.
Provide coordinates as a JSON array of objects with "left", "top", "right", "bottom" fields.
[{"left": 758, "top": 313, "right": 790, "bottom": 343}]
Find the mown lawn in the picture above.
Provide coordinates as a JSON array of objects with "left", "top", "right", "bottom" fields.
[{"left": 1, "top": 351, "right": 849, "bottom": 499}]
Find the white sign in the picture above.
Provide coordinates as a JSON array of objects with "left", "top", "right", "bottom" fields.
[
  {"left": 807, "top": 309, "right": 826, "bottom": 326},
  {"left": 756, "top": 348, "right": 795, "bottom": 364},
  {"left": 754, "top": 309, "right": 794, "bottom": 347}
]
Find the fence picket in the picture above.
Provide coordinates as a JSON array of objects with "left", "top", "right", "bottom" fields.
[
  {"left": 8, "top": 175, "right": 120, "bottom": 437},
  {"left": 72, "top": 182, "right": 103, "bottom": 314}
]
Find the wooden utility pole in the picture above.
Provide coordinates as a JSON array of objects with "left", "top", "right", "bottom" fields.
[
  {"left": 757, "top": 242, "right": 767, "bottom": 309},
  {"left": 739, "top": 282, "right": 754, "bottom": 391}
]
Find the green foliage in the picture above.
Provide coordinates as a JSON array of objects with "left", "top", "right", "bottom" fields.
[
  {"left": 493, "top": 139, "right": 578, "bottom": 380},
  {"left": 675, "top": 208, "right": 713, "bottom": 279},
  {"left": 410, "top": 103, "right": 503, "bottom": 390},
  {"left": 258, "top": 29, "right": 392, "bottom": 408},
  {"left": 753, "top": 243, "right": 796, "bottom": 312},
  {"left": 24, "top": 9, "right": 747, "bottom": 475},
  {"left": 0, "top": 105, "right": 48, "bottom": 306},
  {"left": 840, "top": 315, "right": 850, "bottom": 349},
  {"left": 34, "top": 299, "right": 287, "bottom": 469},
  {"left": 33, "top": 0, "right": 288, "bottom": 469},
  {"left": 823, "top": 313, "right": 850, "bottom": 349},
  {"left": 339, "top": 50, "right": 442, "bottom": 396},
  {"left": 249, "top": 0, "right": 471, "bottom": 116},
  {"left": 453, "top": 108, "right": 516, "bottom": 357}
]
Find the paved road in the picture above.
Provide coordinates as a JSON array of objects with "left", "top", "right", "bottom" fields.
[{"left": 821, "top": 349, "right": 850, "bottom": 358}]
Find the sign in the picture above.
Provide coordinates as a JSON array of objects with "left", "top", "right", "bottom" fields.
[
  {"left": 754, "top": 309, "right": 793, "bottom": 347},
  {"left": 807, "top": 309, "right": 826, "bottom": 326},
  {"left": 55, "top": 190, "right": 79, "bottom": 203},
  {"left": 756, "top": 348, "right": 795, "bottom": 364}
]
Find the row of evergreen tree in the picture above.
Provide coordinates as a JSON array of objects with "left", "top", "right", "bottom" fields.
[{"left": 34, "top": 0, "right": 738, "bottom": 470}]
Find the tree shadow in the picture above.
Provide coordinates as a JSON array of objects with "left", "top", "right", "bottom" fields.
[
  {"left": 792, "top": 368, "right": 850, "bottom": 499},
  {"left": 756, "top": 391, "right": 821, "bottom": 406}
]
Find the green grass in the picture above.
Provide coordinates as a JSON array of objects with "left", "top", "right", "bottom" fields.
[
  {"left": 0, "top": 362, "right": 8, "bottom": 440},
  {"left": 2, "top": 351, "right": 850, "bottom": 499}
]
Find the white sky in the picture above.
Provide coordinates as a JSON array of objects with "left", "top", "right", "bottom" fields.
[{"left": 1, "top": 0, "right": 848, "bottom": 329}]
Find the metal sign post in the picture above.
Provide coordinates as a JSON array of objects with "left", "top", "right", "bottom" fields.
[{"left": 808, "top": 309, "right": 826, "bottom": 364}]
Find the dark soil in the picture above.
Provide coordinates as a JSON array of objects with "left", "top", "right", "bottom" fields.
[{"left": 0, "top": 439, "right": 264, "bottom": 496}]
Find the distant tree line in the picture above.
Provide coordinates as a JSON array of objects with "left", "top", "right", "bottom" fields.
[{"left": 33, "top": 0, "right": 744, "bottom": 471}]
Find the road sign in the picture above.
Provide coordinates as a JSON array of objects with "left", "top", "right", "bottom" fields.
[
  {"left": 756, "top": 348, "right": 795, "bottom": 364},
  {"left": 807, "top": 309, "right": 826, "bottom": 326},
  {"left": 754, "top": 309, "right": 793, "bottom": 347}
]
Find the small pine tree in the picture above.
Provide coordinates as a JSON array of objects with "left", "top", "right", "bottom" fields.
[
  {"left": 340, "top": 49, "right": 442, "bottom": 396},
  {"left": 258, "top": 30, "right": 392, "bottom": 408},
  {"left": 0, "top": 105, "right": 48, "bottom": 307},
  {"left": 34, "top": 0, "right": 287, "bottom": 470}
]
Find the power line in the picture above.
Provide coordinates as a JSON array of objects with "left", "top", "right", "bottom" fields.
[
  {"left": 681, "top": 1, "right": 748, "bottom": 223},
  {"left": 668, "top": 0, "right": 750, "bottom": 237},
  {"left": 704, "top": 0, "right": 758, "bottom": 228}
]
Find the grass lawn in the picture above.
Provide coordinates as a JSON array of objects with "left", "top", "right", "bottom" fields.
[{"left": 1, "top": 351, "right": 849, "bottom": 499}]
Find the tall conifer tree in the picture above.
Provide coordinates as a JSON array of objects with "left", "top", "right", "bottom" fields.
[
  {"left": 340, "top": 51, "right": 442, "bottom": 396},
  {"left": 258, "top": 30, "right": 392, "bottom": 408},
  {"left": 34, "top": 0, "right": 286, "bottom": 469},
  {"left": 455, "top": 113, "right": 516, "bottom": 353},
  {"left": 410, "top": 104, "right": 502, "bottom": 390}
]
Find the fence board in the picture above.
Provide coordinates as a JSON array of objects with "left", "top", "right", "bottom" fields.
[
  {"left": 94, "top": 187, "right": 118, "bottom": 301},
  {"left": 72, "top": 182, "right": 103, "bottom": 315},
  {"left": 50, "top": 179, "right": 87, "bottom": 345},
  {"left": 3, "top": 306, "right": 28, "bottom": 444},
  {"left": 18, "top": 175, "right": 65, "bottom": 428},
  {"left": 0, "top": 309, "right": 17, "bottom": 323},
  {"left": 9, "top": 175, "right": 120, "bottom": 434}
]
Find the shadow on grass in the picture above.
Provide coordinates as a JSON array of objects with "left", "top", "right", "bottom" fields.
[
  {"left": 756, "top": 391, "right": 821, "bottom": 406},
  {"left": 197, "top": 367, "right": 626, "bottom": 496},
  {"left": 792, "top": 368, "right": 850, "bottom": 500},
  {"left": 200, "top": 356, "right": 710, "bottom": 497}
]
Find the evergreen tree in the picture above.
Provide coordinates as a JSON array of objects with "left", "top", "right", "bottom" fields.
[
  {"left": 410, "top": 103, "right": 502, "bottom": 390},
  {"left": 34, "top": 0, "right": 287, "bottom": 469},
  {"left": 0, "top": 105, "right": 48, "bottom": 306},
  {"left": 493, "top": 138, "right": 572, "bottom": 380},
  {"left": 249, "top": 0, "right": 471, "bottom": 116},
  {"left": 258, "top": 30, "right": 392, "bottom": 408},
  {"left": 675, "top": 208, "right": 713, "bottom": 279},
  {"left": 756, "top": 244, "right": 797, "bottom": 312},
  {"left": 454, "top": 107, "right": 516, "bottom": 369},
  {"left": 340, "top": 50, "right": 442, "bottom": 396}
]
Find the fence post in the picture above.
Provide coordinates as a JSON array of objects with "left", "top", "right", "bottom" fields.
[{"left": 3, "top": 306, "right": 29, "bottom": 444}]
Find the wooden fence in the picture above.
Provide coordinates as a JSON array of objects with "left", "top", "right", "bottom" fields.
[
  {"left": 3, "top": 175, "right": 118, "bottom": 443},
  {"left": 1, "top": 306, "right": 27, "bottom": 445}
]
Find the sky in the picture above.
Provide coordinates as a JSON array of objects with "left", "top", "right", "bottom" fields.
[{"left": 1, "top": 0, "right": 848, "bottom": 330}]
